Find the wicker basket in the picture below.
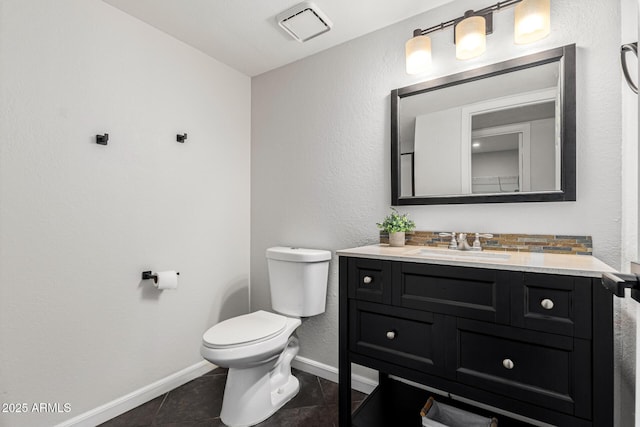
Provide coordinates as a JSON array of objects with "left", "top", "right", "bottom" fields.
[{"left": 420, "top": 396, "right": 498, "bottom": 427}]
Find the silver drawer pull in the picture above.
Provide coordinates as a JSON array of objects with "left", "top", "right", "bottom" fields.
[
  {"left": 386, "top": 331, "right": 396, "bottom": 340},
  {"left": 363, "top": 276, "right": 373, "bottom": 284},
  {"left": 502, "top": 358, "right": 515, "bottom": 370},
  {"left": 540, "top": 298, "right": 554, "bottom": 310}
]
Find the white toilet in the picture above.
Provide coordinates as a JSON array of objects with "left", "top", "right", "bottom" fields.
[{"left": 200, "top": 246, "right": 331, "bottom": 427}]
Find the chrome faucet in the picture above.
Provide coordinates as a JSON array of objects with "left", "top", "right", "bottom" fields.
[
  {"left": 440, "top": 232, "right": 494, "bottom": 251},
  {"left": 439, "top": 232, "right": 472, "bottom": 250},
  {"left": 438, "top": 232, "right": 458, "bottom": 250},
  {"left": 471, "top": 233, "right": 494, "bottom": 251},
  {"left": 457, "top": 233, "right": 472, "bottom": 250}
]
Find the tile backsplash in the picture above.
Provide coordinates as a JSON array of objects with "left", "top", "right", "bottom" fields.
[{"left": 380, "top": 231, "right": 593, "bottom": 255}]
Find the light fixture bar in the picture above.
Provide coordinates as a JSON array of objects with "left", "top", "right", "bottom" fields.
[
  {"left": 405, "top": 0, "right": 549, "bottom": 74},
  {"left": 415, "top": 0, "right": 523, "bottom": 37}
]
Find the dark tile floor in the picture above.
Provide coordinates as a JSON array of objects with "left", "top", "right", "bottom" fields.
[{"left": 99, "top": 367, "right": 366, "bottom": 427}]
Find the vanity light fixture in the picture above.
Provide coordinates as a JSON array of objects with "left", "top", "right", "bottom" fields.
[
  {"left": 405, "top": 0, "right": 551, "bottom": 74},
  {"left": 455, "top": 11, "right": 488, "bottom": 60},
  {"left": 514, "top": 0, "right": 551, "bottom": 44},
  {"left": 406, "top": 31, "right": 432, "bottom": 75}
]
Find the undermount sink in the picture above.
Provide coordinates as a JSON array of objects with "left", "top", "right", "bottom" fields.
[{"left": 406, "top": 248, "right": 512, "bottom": 261}]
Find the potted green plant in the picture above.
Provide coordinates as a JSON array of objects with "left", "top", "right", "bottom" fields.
[{"left": 377, "top": 208, "right": 416, "bottom": 247}]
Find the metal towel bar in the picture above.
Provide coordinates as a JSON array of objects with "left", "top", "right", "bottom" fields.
[
  {"left": 602, "top": 272, "right": 640, "bottom": 302},
  {"left": 621, "top": 42, "right": 638, "bottom": 94}
]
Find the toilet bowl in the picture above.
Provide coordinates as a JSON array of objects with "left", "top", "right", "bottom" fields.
[
  {"left": 200, "top": 247, "right": 331, "bottom": 427},
  {"left": 201, "top": 311, "right": 302, "bottom": 426}
]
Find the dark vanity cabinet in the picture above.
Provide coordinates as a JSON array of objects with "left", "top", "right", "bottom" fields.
[{"left": 338, "top": 256, "right": 613, "bottom": 427}]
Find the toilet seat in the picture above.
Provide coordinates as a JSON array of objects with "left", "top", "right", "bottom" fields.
[{"left": 202, "top": 310, "right": 288, "bottom": 349}]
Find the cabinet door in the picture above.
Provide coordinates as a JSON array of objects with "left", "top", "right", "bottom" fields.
[
  {"left": 392, "top": 262, "right": 513, "bottom": 324},
  {"left": 449, "top": 318, "right": 591, "bottom": 418},
  {"left": 348, "top": 258, "right": 392, "bottom": 304},
  {"left": 511, "top": 273, "right": 592, "bottom": 339},
  {"left": 349, "top": 301, "right": 446, "bottom": 376}
]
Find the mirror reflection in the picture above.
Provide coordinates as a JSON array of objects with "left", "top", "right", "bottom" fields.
[{"left": 392, "top": 45, "right": 575, "bottom": 205}]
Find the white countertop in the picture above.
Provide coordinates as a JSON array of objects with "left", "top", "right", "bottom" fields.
[{"left": 337, "top": 244, "right": 616, "bottom": 278}]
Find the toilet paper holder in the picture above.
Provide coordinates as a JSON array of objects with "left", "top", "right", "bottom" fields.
[{"left": 142, "top": 270, "right": 180, "bottom": 284}]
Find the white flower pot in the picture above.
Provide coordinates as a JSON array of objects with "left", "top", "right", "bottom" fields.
[{"left": 389, "top": 231, "right": 406, "bottom": 247}]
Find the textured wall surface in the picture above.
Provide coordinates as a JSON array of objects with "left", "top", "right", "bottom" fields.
[
  {"left": 621, "top": 0, "right": 639, "bottom": 277},
  {"left": 0, "top": 1, "right": 251, "bottom": 425},
  {"left": 619, "top": 0, "right": 638, "bottom": 424},
  {"left": 251, "top": 0, "right": 623, "bottom": 402}
]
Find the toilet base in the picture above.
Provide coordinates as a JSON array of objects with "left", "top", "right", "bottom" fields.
[{"left": 220, "top": 336, "right": 300, "bottom": 427}]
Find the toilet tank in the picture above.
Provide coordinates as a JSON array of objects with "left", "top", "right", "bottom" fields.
[{"left": 266, "top": 247, "right": 331, "bottom": 317}]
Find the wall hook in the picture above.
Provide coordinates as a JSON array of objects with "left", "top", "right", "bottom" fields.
[
  {"left": 176, "top": 133, "right": 187, "bottom": 143},
  {"left": 96, "top": 134, "right": 109, "bottom": 145}
]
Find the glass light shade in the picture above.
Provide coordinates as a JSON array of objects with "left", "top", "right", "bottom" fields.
[
  {"left": 405, "top": 35, "right": 432, "bottom": 75},
  {"left": 514, "top": 0, "right": 551, "bottom": 44},
  {"left": 455, "top": 15, "right": 486, "bottom": 60}
]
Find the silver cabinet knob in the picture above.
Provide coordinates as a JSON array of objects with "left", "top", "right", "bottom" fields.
[
  {"left": 502, "top": 359, "right": 515, "bottom": 370},
  {"left": 540, "top": 298, "right": 554, "bottom": 310},
  {"left": 363, "top": 276, "right": 373, "bottom": 284},
  {"left": 386, "top": 331, "right": 396, "bottom": 340}
]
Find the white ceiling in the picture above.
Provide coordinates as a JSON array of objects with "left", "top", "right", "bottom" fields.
[{"left": 103, "top": 0, "right": 457, "bottom": 77}]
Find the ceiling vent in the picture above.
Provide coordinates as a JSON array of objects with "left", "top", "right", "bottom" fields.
[{"left": 276, "top": 1, "right": 332, "bottom": 42}]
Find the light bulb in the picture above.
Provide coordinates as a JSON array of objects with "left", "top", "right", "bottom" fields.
[
  {"left": 405, "top": 34, "right": 432, "bottom": 75},
  {"left": 456, "top": 15, "right": 486, "bottom": 60},
  {"left": 514, "top": 0, "right": 551, "bottom": 44}
]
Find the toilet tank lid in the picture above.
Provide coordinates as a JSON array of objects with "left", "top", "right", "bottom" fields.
[{"left": 266, "top": 246, "right": 331, "bottom": 262}]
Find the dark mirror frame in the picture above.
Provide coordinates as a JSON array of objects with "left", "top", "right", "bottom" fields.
[{"left": 391, "top": 44, "right": 576, "bottom": 205}]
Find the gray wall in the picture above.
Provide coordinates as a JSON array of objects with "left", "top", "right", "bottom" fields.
[
  {"left": 251, "top": 0, "right": 623, "bottom": 398},
  {"left": 0, "top": 1, "right": 251, "bottom": 425}
]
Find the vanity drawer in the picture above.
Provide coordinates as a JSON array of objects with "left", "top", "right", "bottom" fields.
[
  {"left": 349, "top": 301, "right": 445, "bottom": 375},
  {"left": 348, "top": 258, "right": 392, "bottom": 304},
  {"left": 511, "top": 273, "right": 592, "bottom": 339},
  {"left": 392, "top": 262, "right": 513, "bottom": 324},
  {"left": 449, "top": 318, "right": 591, "bottom": 418}
]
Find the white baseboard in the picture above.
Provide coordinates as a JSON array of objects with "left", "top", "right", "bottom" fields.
[
  {"left": 55, "top": 361, "right": 216, "bottom": 427},
  {"left": 57, "top": 356, "right": 372, "bottom": 427},
  {"left": 292, "top": 355, "right": 378, "bottom": 394}
]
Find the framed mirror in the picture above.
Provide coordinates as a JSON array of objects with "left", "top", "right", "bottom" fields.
[{"left": 391, "top": 44, "right": 575, "bottom": 205}]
